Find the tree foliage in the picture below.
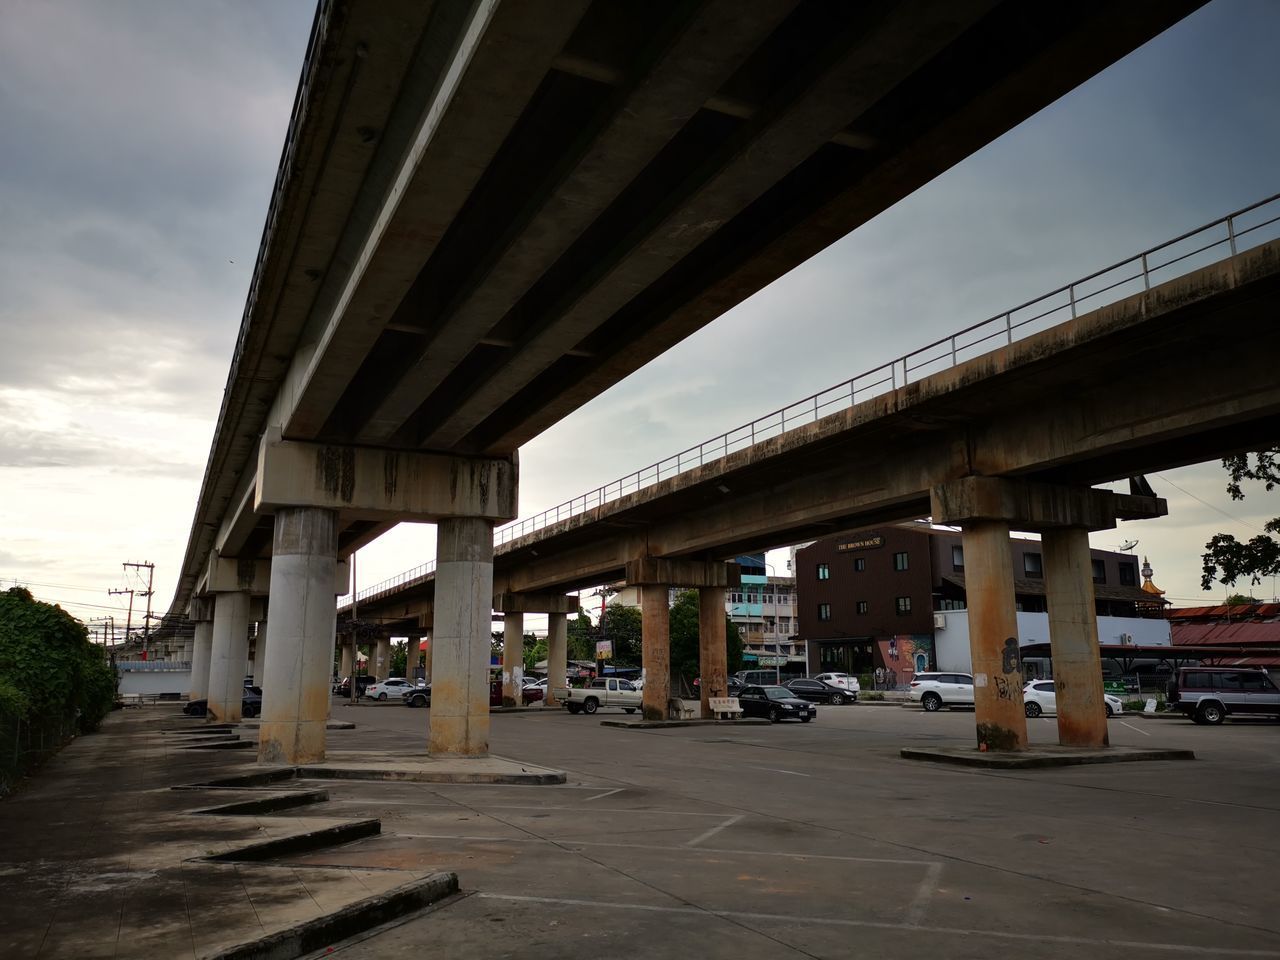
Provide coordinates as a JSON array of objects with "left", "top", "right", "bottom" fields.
[
  {"left": 1201, "top": 449, "right": 1280, "bottom": 590},
  {"left": 668, "top": 590, "right": 745, "bottom": 684},
  {"left": 601, "top": 605, "right": 643, "bottom": 666},
  {"left": 0, "top": 587, "right": 116, "bottom": 732},
  {"left": 567, "top": 612, "right": 595, "bottom": 661}
]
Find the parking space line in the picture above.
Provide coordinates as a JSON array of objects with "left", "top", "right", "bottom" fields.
[
  {"left": 474, "top": 893, "right": 1280, "bottom": 957},
  {"left": 686, "top": 815, "right": 743, "bottom": 847},
  {"left": 1119, "top": 720, "right": 1151, "bottom": 737},
  {"left": 582, "top": 788, "right": 625, "bottom": 801},
  {"left": 903, "top": 861, "right": 943, "bottom": 926}
]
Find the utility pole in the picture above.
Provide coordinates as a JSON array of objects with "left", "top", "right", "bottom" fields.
[
  {"left": 108, "top": 587, "right": 134, "bottom": 652},
  {"left": 122, "top": 562, "right": 154, "bottom": 659}
]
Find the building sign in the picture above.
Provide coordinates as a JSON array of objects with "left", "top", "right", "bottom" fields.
[
  {"left": 836, "top": 535, "right": 884, "bottom": 552},
  {"left": 595, "top": 640, "right": 613, "bottom": 660}
]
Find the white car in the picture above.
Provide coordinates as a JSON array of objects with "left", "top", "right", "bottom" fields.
[
  {"left": 1024, "top": 680, "right": 1124, "bottom": 718},
  {"left": 909, "top": 672, "right": 975, "bottom": 711},
  {"left": 814, "top": 672, "right": 861, "bottom": 693},
  {"left": 364, "top": 678, "right": 417, "bottom": 701}
]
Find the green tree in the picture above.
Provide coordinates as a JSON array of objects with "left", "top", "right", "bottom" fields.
[
  {"left": 667, "top": 590, "right": 744, "bottom": 684},
  {"left": 1225, "top": 593, "right": 1260, "bottom": 606},
  {"left": 391, "top": 640, "right": 408, "bottom": 678},
  {"left": 524, "top": 633, "right": 547, "bottom": 673},
  {"left": 600, "top": 604, "right": 643, "bottom": 666},
  {"left": 0, "top": 587, "right": 116, "bottom": 732},
  {"left": 567, "top": 611, "right": 595, "bottom": 661},
  {"left": 1201, "top": 449, "right": 1280, "bottom": 590}
]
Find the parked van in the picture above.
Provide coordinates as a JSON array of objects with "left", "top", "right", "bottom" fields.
[{"left": 1167, "top": 667, "right": 1280, "bottom": 724}]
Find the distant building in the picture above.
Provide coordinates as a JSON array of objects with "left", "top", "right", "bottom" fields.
[
  {"left": 1169, "top": 601, "right": 1280, "bottom": 671},
  {"left": 796, "top": 523, "right": 1168, "bottom": 687}
]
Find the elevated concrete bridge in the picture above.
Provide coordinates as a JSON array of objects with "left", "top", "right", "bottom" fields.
[
  {"left": 345, "top": 211, "right": 1280, "bottom": 752},
  {"left": 164, "top": 1, "right": 1205, "bottom": 763}
]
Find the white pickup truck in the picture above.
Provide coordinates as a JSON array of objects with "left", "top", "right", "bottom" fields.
[{"left": 564, "top": 677, "right": 642, "bottom": 715}]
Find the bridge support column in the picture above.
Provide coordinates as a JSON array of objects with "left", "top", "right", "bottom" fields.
[
  {"left": 546, "top": 613, "right": 567, "bottom": 708},
  {"left": 1043, "top": 527, "right": 1109, "bottom": 747},
  {"left": 374, "top": 636, "right": 391, "bottom": 681},
  {"left": 428, "top": 517, "right": 495, "bottom": 758},
  {"left": 960, "top": 520, "right": 1027, "bottom": 751},
  {"left": 502, "top": 612, "right": 524, "bottom": 708},
  {"left": 641, "top": 585, "right": 671, "bottom": 722},
  {"left": 698, "top": 587, "right": 728, "bottom": 719},
  {"left": 188, "top": 599, "right": 214, "bottom": 701},
  {"left": 252, "top": 617, "right": 268, "bottom": 688},
  {"left": 207, "top": 590, "right": 251, "bottom": 723},
  {"left": 257, "top": 507, "right": 339, "bottom": 764},
  {"left": 340, "top": 645, "right": 353, "bottom": 679}
]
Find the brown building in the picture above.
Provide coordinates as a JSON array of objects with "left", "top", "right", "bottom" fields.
[{"left": 797, "top": 523, "right": 1156, "bottom": 686}]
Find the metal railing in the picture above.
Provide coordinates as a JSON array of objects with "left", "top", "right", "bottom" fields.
[{"left": 348, "top": 192, "right": 1280, "bottom": 607}]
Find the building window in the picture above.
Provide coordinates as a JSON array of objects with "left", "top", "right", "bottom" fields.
[
  {"left": 856, "top": 600, "right": 868, "bottom": 615},
  {"left": 1023, "top": 552, "right": 1043, "bottom": 578},
  {"left": 1119, "top": 563, "right": 1136, "bottom": 586},
  {"left": 894, "top": 552, "right": 909, "bottom": 571},
  {"left": 896, "top": 596, "right": 912, "bottom": 615},
  {"left": 951, "top": 545, "right": 964, "bottom": 571},
  {"left": 1092, "top": 559, "right": 1106, "bottom": 584},
  {"left": 853, "top": 557, "right": 866, "bottom": 572},
  {"left": 818, "top": 603, "right": 832, "bottom": 621},
  {"left": 817, "top": 563, "right": 830, "bottom": 580}
]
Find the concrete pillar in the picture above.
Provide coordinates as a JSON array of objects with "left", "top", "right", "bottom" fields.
[
  {"left": 546, "top": 612, "right": 567, "bottom": 708},
  {"left": 963, "top": 520, "right": 1027, "bottom": 751},
  {"left": 190, "top": 618, "right": 214, "bottom": 701},
  {"left": 1043, "top": 527, "right": 1110, "bottom": 747},
  {"left": 207, "top": 590, "right": 250, "bottom": 722},
  {"left": 339, "top": 644, "right": 352, "bottom": 678},
  {"left": 375, "top": 636, "right": 391, "bottom": 680},
  {"left": 641, "top": 584, "right": 671, "bottom": 722},
  {"left": 257, "top": 507, "right": 339, "bottom": 764},
  {"left": 698, "top": 586, "right": 729, "bottom": 719},
  {"left": 252, "top": 620, "right": 267, "bottom": 687},
  {"left": 502, "top": 612, "right": 524, "bottom": 707},
  {"left": 422, "top": 630, "right": 433, "bottom": 681},
  {"left": 428, "top": 517, "right": 494, "bottom": 758}
]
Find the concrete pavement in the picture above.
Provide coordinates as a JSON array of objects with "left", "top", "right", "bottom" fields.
[{"left": 2, "top": 698, "right": 1277, "bottom": 958}]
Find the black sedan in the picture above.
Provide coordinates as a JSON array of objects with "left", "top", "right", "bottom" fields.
[
  {"left": 784, "top": 677, "right": 856, "bottom": 705},
  {"left": 184, "top": 686, "right": 263, "bottom": 718},
  {"left": 737, "top": 685, "right": 816, "bottom": 723}
]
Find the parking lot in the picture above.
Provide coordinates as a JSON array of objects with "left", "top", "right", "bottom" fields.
[{"left": 290, "top": 697, "right": 1280, "bottom": 957}]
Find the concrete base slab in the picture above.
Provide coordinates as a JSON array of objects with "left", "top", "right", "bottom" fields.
[
  {"left": 900, "top": 744, "right": 1195, "bottom": 768},
  {"left": 599, "top": 718, "right": 771, "bottom": 729},
  {"left": 239, "top": 719, "right": 357, "bottom": 730},
  {"left": 295, "top": 754, "right": 566, "bottom": 785}
]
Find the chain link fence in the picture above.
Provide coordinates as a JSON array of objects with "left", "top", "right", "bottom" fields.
[{"left": 0, "top": 710, "right": 76, "bottom": 798}]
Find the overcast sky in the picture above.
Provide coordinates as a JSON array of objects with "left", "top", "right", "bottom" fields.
[{"left": 2, "top": 0, "right": 1279, "bottom": 638}]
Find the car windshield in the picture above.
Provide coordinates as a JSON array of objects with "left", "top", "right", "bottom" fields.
[{"left": 762, "top": 686, "right": 795, "bottom": 700}]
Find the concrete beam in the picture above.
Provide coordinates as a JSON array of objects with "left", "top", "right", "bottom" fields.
[
  {"left": 255, "top": 427, "right": 517, "bottom": 522},
  {"left": 930, "top": 477, "right": 1167, "bottom": 532},
  {"left": 186, "top": 597, "right": 215, "bottom": 622},
  {"left": 492, "top": 592, "right": 579, "bottom": 615},
  {"left": 215, "top": 471, "right": 261, "bottom": 558},
  {"left": 204, "top": 555, "right": 271, "bottom": 596},
  {"left": 625, "top": 558, "right": 741, "bottom": 588}
]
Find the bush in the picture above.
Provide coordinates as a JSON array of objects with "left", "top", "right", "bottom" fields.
[{"left": 864, "top": 691, "right": 886, "bottom": 701}]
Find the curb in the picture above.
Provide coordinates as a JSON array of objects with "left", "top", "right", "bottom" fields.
[
  {"left": 207, "top": 871, "right": 459, "bottom": 960},
  {"left": 900, "top": 746, "right": 1196, "bottom": 768},
  {"left": 599, "top": 718, "right": 771, "bottom": 729},
  {"left": 191, "top": 789, "right": 331, "bottom": 817},
  {"left": 201, "top": 818, "right": 381, "bottom": 863},
  {"left": 295, "top": 765, "right": 566, "bottom": 785}
]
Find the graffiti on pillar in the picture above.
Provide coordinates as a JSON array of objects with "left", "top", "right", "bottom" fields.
[
  {"left": 993, "top": 675, "right": 1012, "bottom": 701},
  {"left": 1001, "top": 637, "right": 1021, "bottom": 675}
]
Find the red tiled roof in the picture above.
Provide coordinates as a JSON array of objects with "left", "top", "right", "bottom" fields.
[
  {"left": 1168, "top": 603, "right": 1280, "bottom": 620},
  {"left": 1172, "top": 621, "right": 1280, "bottom": 646}
]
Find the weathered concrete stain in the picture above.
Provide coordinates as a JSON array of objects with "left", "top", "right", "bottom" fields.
[
  {"left": 383, "top": 452, "right": 399, "bottom": 502},
  {"left": 314, "top": 445, "right": 356, "bottom": 503}
]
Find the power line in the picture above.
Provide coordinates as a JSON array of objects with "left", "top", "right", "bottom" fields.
[{"left": 1154, "top": 473, "right": 1270, "bottom": 536}]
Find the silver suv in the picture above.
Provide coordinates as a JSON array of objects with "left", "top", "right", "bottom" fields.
[
  {"left": 909, "top": 672, "right": 975, "bottom": 711},
  {"left": 1168, "top": 667, "right": 1280, "bottom": 724}
]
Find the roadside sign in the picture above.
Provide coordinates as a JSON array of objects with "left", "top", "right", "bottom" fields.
[{"left": 595, "top": 640, "right": 612, "bottom": 660}]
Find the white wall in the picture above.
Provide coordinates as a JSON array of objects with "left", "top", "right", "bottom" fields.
[
  {"left": 933, "top": 611, "right": 1171, "bottom": 673},
  {"left": 118, "top": 668, "right": 191, "bottom": 696}
]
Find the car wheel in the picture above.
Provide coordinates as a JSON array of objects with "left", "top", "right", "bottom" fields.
[
  {"left": 1198, "top": 702, "right": 1225, "bottom": 725},
  {"left": 624, "top": 708, "right": 636, "bottom": 714},
  {"left": 801, "top": 716, "right": 812, "bottom": 723},
  {"left": 830, "top": 693, "right": 845, "bottom": 705},
  {"left": 1105, "top": 704, "right": 1114, "bottom": 718},
  {"left": 922, "top": 692, "right": 942, "bottom": 712},
  {"left": 583, "top": 697, "right": 599, "bottom": 715},
  {"left": 1025, "top": 701, "right": 1042, "bottom": 718},
  {"left": 769, "top": 707, "right": 781, "bottom": 723},
  {"left": 406, "top": 697, "right": 419, "bottom": 708},
  {"left": 378, "top": 692, "right": 388, "bottom": 701},
  {"left": 566, "top": 703, "right": 582, "bottom": 715}
]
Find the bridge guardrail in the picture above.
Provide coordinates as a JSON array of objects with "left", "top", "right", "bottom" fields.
[{"left": 347, "top": 192, "right": 1280, "bottom": 607}]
